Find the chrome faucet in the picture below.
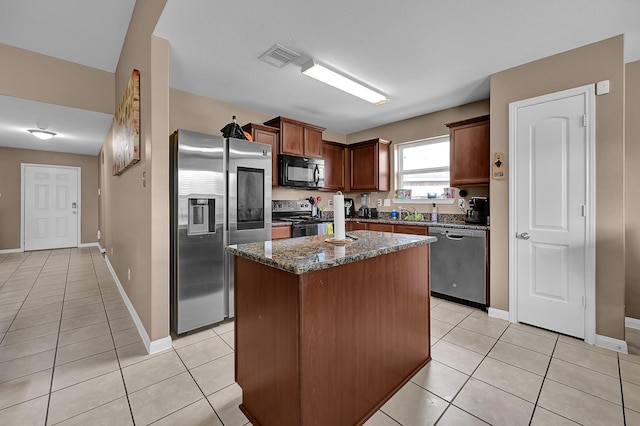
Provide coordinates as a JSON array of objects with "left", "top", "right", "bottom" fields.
[{"left": 399, "top": 207, "right": 413, "bottom": 220}]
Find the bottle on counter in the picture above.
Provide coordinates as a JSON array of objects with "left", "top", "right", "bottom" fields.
[
  {"left": 431, "top": 203, "right": 438, "bottom": 223},
  {"left": 391, "top": 208, "right": 398, "bottom": 219}
]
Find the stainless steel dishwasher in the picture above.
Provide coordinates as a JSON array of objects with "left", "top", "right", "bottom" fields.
[{"left": 428, "top": 227, "right": 487, "bottom": 306}]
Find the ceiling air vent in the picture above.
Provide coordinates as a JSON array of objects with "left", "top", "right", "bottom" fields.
[{"left": 259, "top": 44, "right": 300, "bottom": 68}]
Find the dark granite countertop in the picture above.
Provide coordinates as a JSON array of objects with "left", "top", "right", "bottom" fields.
[
  {"left": 226, "top": 230, "right": 436, "bottom": 275},
  {"left": 347, "top": 218, "right": 490, "bottom": 231},
  {"left": 272, "top": 221, "right": 293, "bottom": 227}
]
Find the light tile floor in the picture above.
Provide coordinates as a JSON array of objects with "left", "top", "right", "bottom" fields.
[{"left": 0, "top": 248, "right": 638, "bottom": 425}]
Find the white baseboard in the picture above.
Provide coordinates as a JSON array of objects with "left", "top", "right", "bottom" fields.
[
  {"left": 98, "top": 243, "right": 106, "bottom": 254},
  {"left": 0, "top": 248, "right": 23, "bottom": 254},
  {"left": 78, "top": 242, "right": 100, "bottom": 248},
  {"left": 488, "top": 307, "right": 509, "bottom": 321},
  {"left": 595, "top": 334, "right": 628, "bottom": 354},
  {"left": 626, "top": 317, "right": 640, "bottom": 330},
  {"left": 104, "top": 255, "right": 172, "bottom": 355}
]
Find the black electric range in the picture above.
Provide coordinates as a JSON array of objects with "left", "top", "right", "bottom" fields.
[{"left": 272, "top": 200, "right": 333, "bottom": 237}]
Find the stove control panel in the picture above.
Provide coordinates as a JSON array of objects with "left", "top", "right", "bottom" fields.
[{"left": 272, "top": 199, "right": 312, "bottom": 214}]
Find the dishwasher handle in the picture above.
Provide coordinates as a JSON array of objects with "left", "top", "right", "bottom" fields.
[{"left": 445, "top": 234, "right": 464, "bottom": 241}]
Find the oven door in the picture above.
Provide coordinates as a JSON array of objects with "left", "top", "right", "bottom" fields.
[{"left": 278, "top": 155, "right": 325, "bottom": 189}]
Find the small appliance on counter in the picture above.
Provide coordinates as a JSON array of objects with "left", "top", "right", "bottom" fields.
[
  {"left": 369, "top": 208, "right": 378, "bottom": 219},
  {"left": 358, "top": 193, "right": 370, "bottom": 218},
  {"left": 344, "top": 198, "right": 356, "bottom": 218},
  {"left": 465, "top": 197, "right": 489, "bottom": 225}
]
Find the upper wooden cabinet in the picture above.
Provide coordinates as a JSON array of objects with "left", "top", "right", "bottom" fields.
[
  {"left": 263, "top": 116, "right": 326, "bottom": 158},
  {"left": 446, "top": 115, "right": 490, "bottom": 187},
  {"left": 322, "top": 141, "right": 348, "bottom": 191},
  {"left": 349, "top": 138, "right": 391, "bottom": 191},
  {"left": 242, "top": 123, "right": 279, "bottom": 187}
]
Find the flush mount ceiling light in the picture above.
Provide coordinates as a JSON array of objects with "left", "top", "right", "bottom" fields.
[
  {"left": 301, "top": 60, "right": 389, "bottom": 105},
  {"left": 28, "top": 128, "right": 57, "bottom": 140}
]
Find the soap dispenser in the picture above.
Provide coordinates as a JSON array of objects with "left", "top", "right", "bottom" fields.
[{"left": 431, "top": 203, "right": 438, "bottom": 223}]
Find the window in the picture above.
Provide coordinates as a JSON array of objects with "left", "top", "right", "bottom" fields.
[{"left": 396, "top": 136, "right": 449, "bottom": 199}]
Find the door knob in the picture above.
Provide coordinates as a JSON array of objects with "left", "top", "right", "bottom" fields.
[{"left": 516, "top": 232, "right": 530, "bottom": 240}]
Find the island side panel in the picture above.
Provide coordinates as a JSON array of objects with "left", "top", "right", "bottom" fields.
[
  {"left": 234, "top": 257, "right": 301, "bottom": 426},
  {"left": 299, "top": 244, "right": 431, "bottom": 425}
]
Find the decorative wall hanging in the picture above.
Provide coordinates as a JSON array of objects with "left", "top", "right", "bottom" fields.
[{"left": 112, "top": 69, "right": 140, "bottom": 175}]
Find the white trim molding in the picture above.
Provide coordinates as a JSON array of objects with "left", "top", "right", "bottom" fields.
[
  {"left": 488, "top": 308, "right": 509, "bottom": 321},
  {"left": 104, "top": 255, "right": 172, "bottom": 355},
  {"left": 78, "top": 242, "right": 100, "bottom": 249},
  {"left": 0, "top": 248, "right": 23, "bottom": 254},
  {"left": 626, "top": 317, "right": 640, "bottom": 330},
  {"left": 595, "top": 334, "right": 628, "bottom": 354}
]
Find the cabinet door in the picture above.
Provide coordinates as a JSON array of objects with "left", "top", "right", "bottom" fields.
[
  {"left": 350, "top": 143, "right": 378, "bottom": 190},
  {"left": 394, "top": 224, "right": 428, "bottom": 235},
  {"left": 322, "top": 142, "right": 345, "bottom": 190},
  {"left": 368, "top": 223, "right": 394, "bottom": 232},
  {"left": 271, "top": 226, "right": 291, "bottom": 240},
  {"left": 281, "top": 121, "right": 304, "bottom": 156},
  {"left": 450, "top": 120, "right": 489, "bottom": 187},
  {"left": 346, "top": 221, "right": 367, "bottom": 231},
  {"left": 253, "top": 129, "right": 279, "bottom": 187},
  {"left": 304, "top": 128, "right": 323, "bottom": 158}
]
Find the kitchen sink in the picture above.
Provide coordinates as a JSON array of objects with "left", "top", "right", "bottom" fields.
[{"left": 401, "top": 214, "right": 424, "bottom": 221}]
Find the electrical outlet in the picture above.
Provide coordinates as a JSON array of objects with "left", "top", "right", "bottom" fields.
[
  {"left": 458, "top": 199, "right": 465, "bottom": 209},
  {"left": 328, "top": 199, "right": 333, "bottom": 206},
  {"left": 127, "top": 268, "right": 131, "bottom": 281},
  {"left": 384, "top": 199, "right": 390, "bottom": 206},
  {"left": 377, "top": 199, "right": 382, "bottom": 207}
]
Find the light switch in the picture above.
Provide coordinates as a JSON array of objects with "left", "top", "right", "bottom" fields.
[{"left": 596, "top": 80, "right": 610, "bottom": 95}]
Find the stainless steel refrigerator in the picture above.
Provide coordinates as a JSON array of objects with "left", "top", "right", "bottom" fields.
[{"left": 170, "top": 129, "right": 272, "bottom": 334}]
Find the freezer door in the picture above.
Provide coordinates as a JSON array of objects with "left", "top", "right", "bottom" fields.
[
  {"left": 171, "top": 130, "right": 226, "bottom": 334},
  {"left": 226, "top": 138, "right": 272, "bottom": 317}
]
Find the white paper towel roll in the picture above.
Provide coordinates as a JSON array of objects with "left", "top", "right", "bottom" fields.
[{"left": 333, "top": 191, "right": 345, "bottom": 241}]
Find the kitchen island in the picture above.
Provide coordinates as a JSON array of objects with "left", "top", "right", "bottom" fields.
[{"left": 226, "top": 230, "right": 436, "bottom": 425}]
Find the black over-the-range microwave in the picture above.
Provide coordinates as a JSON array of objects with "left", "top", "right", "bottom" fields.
[{"left": 278, "top": 154, "right": 325, "bottom": 189}]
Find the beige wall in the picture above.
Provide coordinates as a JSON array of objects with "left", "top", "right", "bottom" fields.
[
  {"left": 490, "top": 36, "right": 626, "bottom": 339},
  {"left": 0, "top": 147, "right": 98, "bottom": 250},
  {"left": 345, "top": 100, "right": 490, "bottom": 214},
  {"left": 169, "top": 88, "right": 347, "bottom": 203},
  {"left": 626, "top": 61, "right": 640, "bottom": 320},
  {"left": 0, "top": 43, "right": 114, "bottom": 114},
  {"left": 100, "top": 0, "right": 169, "bottom": 342}
]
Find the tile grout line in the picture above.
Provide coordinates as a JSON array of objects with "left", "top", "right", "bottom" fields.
[
  {"left": 92, "top": 249, "right": 137, "bottom": 426},
  {"left": 527, "top": 331, "right": 559, "bottom": 425},
  {"left": 44, "top": 249, "right": 70, "bottom": 426},
  {"left": 172, "top": 339, "right": 228, "bottom": 425},
  {"left": 433, "top": 307, "right": 510, "bottom": 425}
]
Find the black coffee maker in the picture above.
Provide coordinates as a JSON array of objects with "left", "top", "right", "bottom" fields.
[
  {"left": 344, "top": 198, "right": 356, "bottom": 218},
  {"left": 465, "top": 197, "right": 489, "bottom": 225}
]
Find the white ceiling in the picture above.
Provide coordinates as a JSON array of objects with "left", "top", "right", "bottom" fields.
[{"left": 0, "top": 0, "right": 639, "bottom": 155}]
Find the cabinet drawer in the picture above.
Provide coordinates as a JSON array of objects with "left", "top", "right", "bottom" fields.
[
  {"left": 368, "top": 223, "right": 394, "bottom": 232},
  {"left": 394, "top": 224, "right": 428, "bottom": 235},
  {"left": 272, "top": 226, "right": 291, "bottom": 240}
]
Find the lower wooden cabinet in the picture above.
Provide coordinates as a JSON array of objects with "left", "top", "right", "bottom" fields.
[
  {"left": 346, "top": 221, "right": 367, "bottom": 231},
  {"left": 345, "top": 221, "right": 428, "bottom": 235},
  {"left": 271, "top": 226, "right": 291, "bottom": 240},
  {"left": 368, "top": 223, "right": 394, "bottom": 232},
  {"left": 394, "top": 224, "right": 429, "bottom": 235}
]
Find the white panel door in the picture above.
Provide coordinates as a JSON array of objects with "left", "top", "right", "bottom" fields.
[
  {"left": 513, "top": 92, "right": 589, "bottom": 339},
  {"left": 24, "top": 165, "right": 79, "bottom": 251}
]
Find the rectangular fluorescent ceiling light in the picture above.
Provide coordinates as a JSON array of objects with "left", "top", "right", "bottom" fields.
[{"left": 301, "top": 60, "right": 389, "bottom": 105}]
